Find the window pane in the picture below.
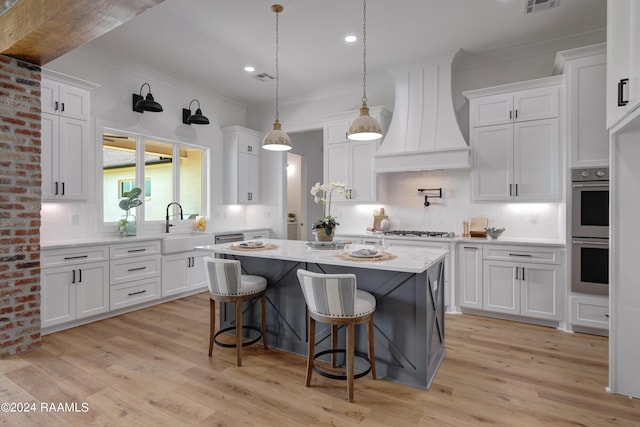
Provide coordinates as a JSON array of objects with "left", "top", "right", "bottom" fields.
[
  {"left": 103, "top": 133, "right": 136, "bottom": 222},
  {"left": 179, "top": 146, "right": 203, "bottom": 219},
  {"left": 144, "top": 139, "right": 173, "bottom": 221}
]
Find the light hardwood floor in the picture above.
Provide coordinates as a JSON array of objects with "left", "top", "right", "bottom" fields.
[{"left": 2, "top": 292, "right": 639, "bottom": 426}]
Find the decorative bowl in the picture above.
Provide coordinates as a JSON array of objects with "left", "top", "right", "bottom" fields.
[{"left": 485, "top": 227, "right": 505, "bottom": 239}]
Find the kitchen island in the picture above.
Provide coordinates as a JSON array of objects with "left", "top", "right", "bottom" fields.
[{"left": 196, "top": 239, "right": 447, "bottom": 390}]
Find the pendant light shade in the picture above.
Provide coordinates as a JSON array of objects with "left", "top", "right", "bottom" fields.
[
  {"left": 132, "top": 82, "right": 163, "bottom": 113},
  {"left": 347, "top": 0, "right": 383, "bottom": 141},
  {"left": 263, "top": 4, "right": 292, "bottom": 151}
]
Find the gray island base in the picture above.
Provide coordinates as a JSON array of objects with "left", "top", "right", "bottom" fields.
[{"left": 196, "top": 239, "right": 446, "bottom": 390}]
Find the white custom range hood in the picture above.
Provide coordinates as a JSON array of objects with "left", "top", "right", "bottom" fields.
[{"left": 375, "top": 51, "right": 470, "bottom": 173}]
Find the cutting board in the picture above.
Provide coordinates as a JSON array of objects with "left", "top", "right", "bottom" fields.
[{"left": 470, "top": 217, "right": 488, "bottom": 238}]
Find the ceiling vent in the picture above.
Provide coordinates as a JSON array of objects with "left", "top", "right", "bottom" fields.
[
  {"left": 253, "top": 72, "right": 274, "bottom": 82},
  {"left": 524, "top": 0, "right": 558, "bottom": 14}
]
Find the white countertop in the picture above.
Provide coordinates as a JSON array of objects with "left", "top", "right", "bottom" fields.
[
  {"left": 195, "top": 238, "right": 447, "bottom": 274},
  {"left": 336, "top": 232, "right": 565, "bottom": 247}
]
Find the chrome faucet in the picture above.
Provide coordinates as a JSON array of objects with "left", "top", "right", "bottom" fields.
[{"left": 165, "top": 202, "right": 183, "bottom": 233}]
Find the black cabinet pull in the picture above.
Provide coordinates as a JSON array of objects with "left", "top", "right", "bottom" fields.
[
  {"left": 54, "top": 182, "right": 59, "bottom": 195},
  {"left": 71, "top": 269, "right": 76, "bottom": 284},
  {"left": 64, "top": 255, "right": 88, "bottom": 260},
  {"left": 463, "top": 246, "right": 478, "bottom": 250},
  {"left": 54, "top": 101, "right": 59, "bottom": 111},
  {"left": 508, "top": 253, "right": 532, "bottom": 257},
  {"left": 618, "top": 78, "right": 629, "bottom": 106},
  {"left": 247, "top": 145, "right": 253, "bottom": 152},
  {"left": 515, "top": 109, "right": 518, "bottom": 119},
  {"left": 61, "top": 102, "right": 65, "bottom": 112},
  {"left": 128, "top": 290, "right": 147, "bottom": 296},
  {"left": 127, "top": 248, "right": 146, "bottom": 253},
  {"left": 61, "top": 182, "right": 65, "bottom": 196},
  {"left": 78, "top": 269, "right": 82, "bottom": 283},
  {"left": 514, "top": 267, "right": 519, "bottom": 280},
  {"left": 515, "top": 183, "right": 518, "bottom": 196},
  {"left": 127, "top": 266, "right": 147, "bottom": 272},
  {"left": 509, "top": 110, "right": 512, "bottom": 120},
  {"left": 521, "top": 267, "right": 525, "bottom": 281}
]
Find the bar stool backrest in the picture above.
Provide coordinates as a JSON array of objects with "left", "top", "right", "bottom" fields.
[
  {"left": 204, "top": 257, "right": 241, "bottom": 296},
  {"left": 296, "top": 269, "right": 357, "bottom": 317}
]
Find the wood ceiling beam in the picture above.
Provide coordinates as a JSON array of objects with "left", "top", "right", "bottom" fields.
[{"left": 0, "top": 0, "right": 164, "bottom": 65}]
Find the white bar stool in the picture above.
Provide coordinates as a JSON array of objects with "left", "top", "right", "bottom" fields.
[
  {"left": 204, "top": 257, "right": 268, "bottom": 366},
  {"left": 296, "top": 269, "right": 376, "bottom": 402}
]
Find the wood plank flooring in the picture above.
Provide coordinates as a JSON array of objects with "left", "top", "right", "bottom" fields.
[{"left": 1, "top": 292, "right": 639, "bottom": 426}]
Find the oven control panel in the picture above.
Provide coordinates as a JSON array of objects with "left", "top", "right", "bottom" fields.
[{"left": 572, "top": 167, "right": 609, "bottom": 181}]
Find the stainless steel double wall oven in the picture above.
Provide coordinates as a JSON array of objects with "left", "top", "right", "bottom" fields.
[{"left": 571, "top": 167, "right": 609, "bottom": 295}]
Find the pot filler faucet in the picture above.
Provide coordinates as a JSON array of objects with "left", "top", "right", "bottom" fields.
[{"left": 165, "top": 202, "right": 183, "bottom": 233}]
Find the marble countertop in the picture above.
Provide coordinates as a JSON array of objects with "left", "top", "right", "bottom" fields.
[
  {"left": 195, "top": 238, "right": 447, "bottom": 274},
  {"left": 336, "top": 232, "right": 565, "bottom": 247}
]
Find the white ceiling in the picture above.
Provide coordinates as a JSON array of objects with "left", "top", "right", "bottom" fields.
[{"left": 85, "top": 0, "right": 606, "bottom": 106}]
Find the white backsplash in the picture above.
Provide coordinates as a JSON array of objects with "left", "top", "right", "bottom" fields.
[{"left": 332, "top": 169, "right": 565, "bottom": 240}]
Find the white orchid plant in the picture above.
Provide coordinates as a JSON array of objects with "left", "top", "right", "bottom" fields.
[{"left": 310, "top": 181, "right": 348, "bottom": 235}]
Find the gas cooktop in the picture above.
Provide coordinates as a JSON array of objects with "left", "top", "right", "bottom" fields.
[{"left": 384, "top": 230, "right": 456, "bottom": 238}]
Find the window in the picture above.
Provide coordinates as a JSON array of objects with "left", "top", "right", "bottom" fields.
[{"left": 102, "top": 130, "right": 207, "bottom": 224}]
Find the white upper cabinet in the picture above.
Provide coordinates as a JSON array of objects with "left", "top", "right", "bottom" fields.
[
  {"left": 222, "top": 126, "right": 261, "bottom": 204},
  {"left": 465, "top": 77, "right": 563, "bottom": 202},
  {"left": 606, "top": 0, "right": 640, "bottom": 129},
  {"left": 41, "top": 72, "right": 96, "bottom": 201},
  {"left": 470, "top": 85, "right": 559, "bottom": 127},
  {"left": 321, "top": 106, "right": 391, "bottom": 203},
  {"left": 554, "top": 44, "right": 607, "bottom": 168},
  {"left": 41, "top": 79, "right": 90, "bottom": 121}
]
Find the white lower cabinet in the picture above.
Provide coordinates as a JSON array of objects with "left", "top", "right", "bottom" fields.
[
  {"left": 570, "top": 294, "right": 609, "bottom": 331},
  {"left": 162, "top": 251, "right": 208, "bottom": 297},
  {"left": 109, "top": 241, "right": 161, "bottom": 310},
  {"left": 458, "top": 243, "right": 564, "bottom": 323},
  {"left": 41, "top": 246, "right": 110, "bottom": 329},
  {"left": 458, "top": 244, "right": 483, "bottom": 310}
]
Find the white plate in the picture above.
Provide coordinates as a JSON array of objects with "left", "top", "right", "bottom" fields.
[
  {"left": 239, "top": 241, "right": 264, "bottom": 248},
  {"left": 349, "top": 248, "right": 380, "bottom": 258}
]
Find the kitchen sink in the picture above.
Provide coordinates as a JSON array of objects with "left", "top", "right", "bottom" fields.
[{"left": 161, "top": 233, "right": 215, "bottom": 254}]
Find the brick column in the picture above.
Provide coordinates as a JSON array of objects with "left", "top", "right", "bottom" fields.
[{"left": 0, "top": 55, "right": 42, "bottom": 357}]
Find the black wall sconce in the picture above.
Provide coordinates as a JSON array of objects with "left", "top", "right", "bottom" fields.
[
  {"left": 182, "top": 99, "right": 210, "bottom": 125},
  {"left": 132, "top": 83, "right": 163, "bottom": 113},
  {"left": 418, "top": 188, "right": 442, "bottom": 206}
]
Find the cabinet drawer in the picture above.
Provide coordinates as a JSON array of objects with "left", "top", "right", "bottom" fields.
[
  {"left": 110, "top": 240, "right": 161, "bottom": 259},
  {"left": 110, "top": 277, "right": 160, "bottom": 310},
  {"left": 483, "top": 245, "right": 561, "bottom": 264},
  {"left": 110, "top": 255, "right": 160, "bottom": 285},
  {"left": 42, "top": 245, "right": 108, "bottom": 267},
  {"left": 570, "top": 295, "right": 609, "bottom": 330}
]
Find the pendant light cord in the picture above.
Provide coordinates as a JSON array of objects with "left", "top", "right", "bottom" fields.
[
  {"left": 362, "top": 0, "right": 368, "bottom": 105},
  {"left": 275, "top": 7, "right": 280, "bottom": 123}
]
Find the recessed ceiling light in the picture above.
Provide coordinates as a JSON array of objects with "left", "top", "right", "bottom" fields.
[
  {"left": 344, "top": 35, "right": 357, "bottom": 43},
  {"left": 244, "top": 66, "right": 255, "bottom": 72}
]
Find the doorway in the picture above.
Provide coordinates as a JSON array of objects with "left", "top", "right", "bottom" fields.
[{"left": 287, "top": 130, "right": 323, "bottom": 241}]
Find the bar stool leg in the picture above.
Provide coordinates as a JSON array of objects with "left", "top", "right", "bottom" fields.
[
  {"left": 261, "top": 293, "right": 267, "bottom": 349},
  {"left": 368, "top": 315, "right": 376, "bottom": 379},
  {"left": 235, "top": 298, "right": 243, "bottom": 367},
  {"left": 346, "top": 322, "right": 355, "bottom": 402},
  {"left": 331, "top": 324, "right": 338, "bottom": 367},
  {"left": 209, "top": 299, "right": 215, "bottom": 357},
  {"left": 306, "top": 314, "right": 315, "bottom": 387}
]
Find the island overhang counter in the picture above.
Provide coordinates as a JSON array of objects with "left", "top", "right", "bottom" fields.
[{"left": 196, "top": 239, "right": 447, "bottom": 390}]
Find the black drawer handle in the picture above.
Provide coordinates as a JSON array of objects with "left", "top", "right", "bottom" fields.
[
  {"left": 128, "top": 290, "right": 147, "bottom": 296},
  {"left": 508, "top": 253, "right": 532, "bottom": 257},
  {"left": 127, "top": 266, "right": 147, "bottom": 272},
  {"left": 127, "top": 248, "right": 147, "bottom": 253},
  {"left": 64, "top": 255, "right": 88, "bottom": 260},
  {"left": 463, "top": 246, "right": 478, "bottom": 250}
]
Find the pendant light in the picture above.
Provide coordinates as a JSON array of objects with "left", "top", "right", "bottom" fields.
[
  {"left": 347, "top": 0, "right": 383, "bottom": 141},
  {"left": 262, "top": 4, "right": 292, "bottom": 151}
]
